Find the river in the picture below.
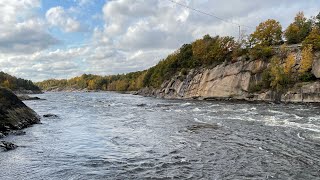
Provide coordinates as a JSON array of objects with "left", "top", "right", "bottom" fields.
[{"left": 1, "top": 92, "right": 320, "bottom": 179}]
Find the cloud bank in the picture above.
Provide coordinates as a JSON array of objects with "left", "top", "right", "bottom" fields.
[{"left": 0, "top": 0, "right": 319, "bottom": 81}]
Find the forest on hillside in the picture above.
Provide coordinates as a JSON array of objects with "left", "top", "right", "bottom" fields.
[
  {"left": 0, "top": 72, "right": 41, "bottom": 92},
  {"left": 37, "top": 12, "right": 320, "bottom": 92}
]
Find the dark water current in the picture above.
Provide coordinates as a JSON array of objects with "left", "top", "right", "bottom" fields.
[{"left": 1, "top": 92, "right": 320, "bottom": 179}]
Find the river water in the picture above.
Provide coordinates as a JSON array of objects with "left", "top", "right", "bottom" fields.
[{"left": 0, "top": 92, "right": 320, "bottom": 180}]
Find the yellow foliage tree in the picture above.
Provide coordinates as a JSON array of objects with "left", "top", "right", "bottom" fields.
[
  {"left": 192, "top": 39, "right": 206, "bottom": 60},
  {"left": 2, "top": 79, "right": 11, "bottom": 89},
  {"left": 87, "top": 79, "right": 96, "bottom": 90},
  {"left": 299, "top": 45, "right": 313, "bottom": 74},
  {"left": 270, "top": 57, "right": 291, "bottom": 91},
  {"left": 135, "top": 72, "right": 146, "bottom": 89},
  {"left": 284, "top": 53, "right": 296, "bottom": 75},
  {"left": 250, "top": 19, "right": 283, "bottom": 46},
  {"left": 270, "top": 57, "right": 282, "bottom": 89}
]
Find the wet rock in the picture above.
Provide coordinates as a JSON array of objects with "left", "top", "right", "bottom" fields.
[
  {"left": 18, "top": 95, "right": 45, "bottom": 101},
  {"left": 0, "top": 88, "right": 41, "bottom": 135},
  {"left": 136, "top": 103, "right": 147, "bottom": 107},
  {"left": 43, "top": 114, "right": 59, "bottom": 118},
  {"left": 0, "top": 133, "right": 5, "bottom": 138},
  {"left": 0, "top": 141, "right": 18, "bottom": 151},
  {"left": 131, "top": 91, "right": 138, "bottom": 95},
  {"left": 186, "top": 123, "right": 219, "bottom": 132},
  {"left": 9, "top": 130, "right": 26, "bottom": 136}
]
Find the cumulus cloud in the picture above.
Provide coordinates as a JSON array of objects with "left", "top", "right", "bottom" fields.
[
  {"left": 1, "top": 0, "right": 320, "bottom": 81},
  {"left": 0, "top": 0, "right": 58, "bottom": 54},
  {"left": 46, "top": 6, "right": 85, "bottom": 32}
]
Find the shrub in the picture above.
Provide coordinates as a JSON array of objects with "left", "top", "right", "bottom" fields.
[
  {"left": 299, "top": 72, "right": 316, "bottom": 82},
  {"left": 249, "top": 45, "right": 274, "bottom": 60},
  {"left": 248, "top": 69, "right": 271, "bottom": 93},
  {"left": 248, "top": 83, "right": 263, "bottom": 93}
]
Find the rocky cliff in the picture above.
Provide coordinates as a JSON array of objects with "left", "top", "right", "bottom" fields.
[
  {"left": 0, "top": 88, "right": 40, "bottom": 136},
  {"left": 138, "top": 49, "right": 320, "bottom": 103}
]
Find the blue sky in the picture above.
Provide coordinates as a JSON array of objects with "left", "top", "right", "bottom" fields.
[
  {"left": 39, "top": 0, "right": 105, "bottom": 49},
  {"left": 0, "top": 0, "right": 319, "bottom": 81}
]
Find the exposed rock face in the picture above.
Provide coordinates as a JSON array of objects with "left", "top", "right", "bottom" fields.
[
  {"left": 312, "top": 57, "right": 320, "bottom": 78},
  {"left": 138, "top": 57, "right": 320, "bottom": 103},
  {"left": 0, "top": 88, "right": 40, "bottom": 135},
  {"left": 139, "top": 59, "right": 268, "bottom": 100},
  {"left": 281, "top": 82, "right": 320, "bottom": 103}
]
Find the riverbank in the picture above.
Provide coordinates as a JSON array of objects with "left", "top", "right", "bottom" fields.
[
  {"left": 135, "top": 49, "right": 320, "bottom": 104},
  {"left": 0, "top": 88, "right": 40, "bottom": 138}
]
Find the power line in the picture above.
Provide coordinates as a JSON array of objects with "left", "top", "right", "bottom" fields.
[
  {"left": 167, "top": 0, "right": 253, "bottom": 29},
  {"left": 167, "top": 0, "right": 254, "bottom": 41}
]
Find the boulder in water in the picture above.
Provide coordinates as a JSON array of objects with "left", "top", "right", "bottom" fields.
[
  {"left": 0, "top": 88, "right": 41, "bottom": 135},
  {"left": 18, "top": 95, "right": 45, "bottom": 101},
  {"left": 0, "top": 141, "right": 18, "bottom": 151},
  {"left": 43, "top": 114, "right": 59, "bottom": 118}
]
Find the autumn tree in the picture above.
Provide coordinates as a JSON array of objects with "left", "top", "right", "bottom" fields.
[
  {"left": 284, "top": 12, "right": 312, "bottom": 44},
  {"left": 303, "top": 27, "right": 320, "bottom": 51},
  {"left": 250, "top": 19, "right": 283, "bottom": 47},
  {"left": 270, "top": 57, "right": 290, "bottom": 91},
  {"left": 299, "top": 45, "right": 313, "bottom": 74},
  {"left": 2, "top": 80, "right": 11, "bottom": 89},
  {"left": 284, "top": 53, "right": 296, "bottom": 75}
]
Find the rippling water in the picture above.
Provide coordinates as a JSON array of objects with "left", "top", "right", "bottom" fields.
[{"left": 1, "top": 92, "right": 320, "bottom": 179}]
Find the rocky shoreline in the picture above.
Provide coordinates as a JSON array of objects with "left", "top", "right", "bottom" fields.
[{"left": 0, "top": 88, "right": 41, "bottom": 151}]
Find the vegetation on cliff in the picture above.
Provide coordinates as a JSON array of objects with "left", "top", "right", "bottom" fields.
[{"left": 37, "top": 11, "right": 320, "bottom": 93}]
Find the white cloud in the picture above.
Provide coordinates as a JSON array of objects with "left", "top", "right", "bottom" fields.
[
  {"left": 46, "top": 6, "right": 84, "bottom": 32},
  {"left": 0, "top": 0, "right": 57, "bottom": 54},
  {"left": 1, "top": 0, "right": 320, "bottom": 81}
]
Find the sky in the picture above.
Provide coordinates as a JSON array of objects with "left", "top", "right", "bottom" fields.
[{"left": 0, "top": 0, "right": 319, "bottom": 81}]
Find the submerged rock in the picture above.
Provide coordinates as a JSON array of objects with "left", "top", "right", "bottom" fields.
[
  {"left": 186, "top": 123, "right": 219, "bottom": 133},
  {"left": 0, "top": 141, "right": 18, "bottom": 151},
  {"left": 9, "top": 130, "right": 26, "bottom": 136},
  {"left": 0, "top": 88, "right": 40, "bottom": 135},
  {"left": 18, "top": 95, "right": 45, "bottom": 101},
  {"left": 43, "top": 114, "right": 59, "bottom": 118},
  {"left": 136, "top": 103, "right": 147, "bottom": 107}
]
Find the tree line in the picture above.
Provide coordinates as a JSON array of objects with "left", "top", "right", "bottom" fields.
[
  {"left": 37, "top": 11, "right": 320, "bottom": 92},
  {"left": 0, "top": 72, "right": 41, "bottom": 92}
]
